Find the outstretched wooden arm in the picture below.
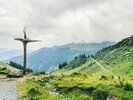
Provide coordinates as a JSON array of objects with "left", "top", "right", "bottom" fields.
[
  {"left": 15, "top": 38, "right": 41, "bottom": 43},
  {"left": 14, "top": 38, "right": 24, "bottom": 42},
  {"left": 27, "top": 39, "right": 42, "bottom": 43}
]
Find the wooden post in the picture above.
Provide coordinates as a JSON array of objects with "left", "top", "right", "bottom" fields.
[
  {"left": 23, "top": 42, "right": 27, "bottom": 75},
  {"left": 15, "top": 27, "right": 40, "bottom": 75}
]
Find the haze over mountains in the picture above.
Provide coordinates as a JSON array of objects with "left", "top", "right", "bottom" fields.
[
  {"left": 6, "top": 41, "right": 114, "bottom": 72},
  {"left": 0, "top": 49, "right": 22, "bottom": 61},
  {"left": 0, "top": 49, "right": 33, "bottom": 61}
]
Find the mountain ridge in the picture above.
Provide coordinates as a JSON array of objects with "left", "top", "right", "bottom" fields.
[
  {"left": 101, "top": 36, "right": 133, "bottom": 52},
  {"left": 6, "top": 41, "right": 114, "bottom": 72}
]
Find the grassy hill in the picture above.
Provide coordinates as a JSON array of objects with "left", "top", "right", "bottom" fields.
[
  {"left": 52, "top": 36, "right": 133, "bottom": 77},
  {"left": 0, "top": 61, "right": 17, "bottom": 76},
  {"left": 47, "top": 36, "right": 133, "bottom": 99}
]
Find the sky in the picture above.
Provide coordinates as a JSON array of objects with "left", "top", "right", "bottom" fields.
[{"left": 0, "top": 0, "right": 133, "bottom": 50}]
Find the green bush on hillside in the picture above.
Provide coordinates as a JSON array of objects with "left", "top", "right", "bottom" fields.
[
  {"left": 93, "top": 90, "right": 108, "bottom": 100},
  {"left": 124, "top": 83, "right": 133, "bottom": 91},
  {"left": 28, "top": 86, "right": 41, "bottom": 99}
]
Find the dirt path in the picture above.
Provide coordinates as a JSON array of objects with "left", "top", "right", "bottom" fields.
[
  {"left": 0, "top": 74, "right": 42, "bottom": 100},
  {"left": 91, "top": 57, "right": 118, "bottom": 79},
  {"left": 0, "top": 76, "right": 18, "bottom": 100},
  {"left": 0, "top": 81, "right": 17, "bottom": 100}
]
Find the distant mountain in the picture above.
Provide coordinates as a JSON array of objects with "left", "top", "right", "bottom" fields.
[
  {"left": 53, "top": 36, "right": 133, "bottom": 77},
  {"left": 6, "top": 41, "right": 114, "bottom": 72},
  {"left": 0, "top": 49, "right": 22, "bottom": 61},
  {"left": 0, "top": 48, "right": 33, "bottom": 61}
]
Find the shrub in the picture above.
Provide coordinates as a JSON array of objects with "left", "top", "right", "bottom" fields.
[
  {"left": 131, "top": 65, "right": 133, "bottom": 68},
  {"left": 71, "top": 72, "right": 81, "bottom": 77},
  {"left": 28, "top": 87, "right": 41, "bottom": 99},
  {"left": 99, "top": 75, "right": 107, "bottom": 80},
  {"left": 115, "top": 84, "right": 122, "bottom": 88},
  {"left": 124, "top": 83, "right": 133, "bottom": 91},
  {"left": 28, "top": 87, "right": 40, "bottom": 95},
  {"left": 82, "top": 74, "right": 88, "bottom": 79},
  {"left": 93, "top": 90, "right": 108, "bottom": 100}
]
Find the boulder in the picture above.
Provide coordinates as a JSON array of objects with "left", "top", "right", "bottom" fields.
[{"left": 7, "top": 70, "right": 23, "bottom": 78}]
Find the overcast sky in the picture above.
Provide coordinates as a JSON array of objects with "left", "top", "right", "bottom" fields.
[{"left": 0, "top": 0, "right": 133, "bottom": 50}]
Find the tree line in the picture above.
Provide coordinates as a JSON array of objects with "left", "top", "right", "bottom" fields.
[
  {"left": 58, "top": 54, "right": 89, "bottom": 69},
  {"left": 9, "top": 61, "right": 33, "bottom": 72}
]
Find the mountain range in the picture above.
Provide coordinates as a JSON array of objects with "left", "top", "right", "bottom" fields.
[{"left": 6, "top": 41, "right": 114, "bottom": 72}]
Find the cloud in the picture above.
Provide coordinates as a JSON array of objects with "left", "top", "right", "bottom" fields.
[{"left": 0, "top": 0, "right": 133, "bottom": 50}]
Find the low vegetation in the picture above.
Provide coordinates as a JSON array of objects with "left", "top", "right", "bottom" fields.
[{"left": 17, "top": 73, "right": 133, "bottom": 100}]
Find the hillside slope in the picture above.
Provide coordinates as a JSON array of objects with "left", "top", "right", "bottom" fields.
[
  {"left": 0, "top": 61, "right": 17, "bottom": 76},
  {"left": 0, "top": 61, "right": 16, "bottom": 71},
  {"left": 53, "top": 36, "right": 133, "bottom": 77}
]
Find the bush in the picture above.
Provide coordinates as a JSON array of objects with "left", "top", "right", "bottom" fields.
[
  {"left": 71, "top": 72, "right": 81, "bottom": 77},
  {"left": 131, "top": 65, "right": 133, "bottom": 68},
  {"left": 115, "top": 84, "right": 122, "bottom": 88},
  {"left": 28, "top": 87, "right": 41, "bottom": 99},
  {"left": 28, "top": 87, "right": 40, "bottom": 95},
  {"left": 82, "top": 74, "right": 88, "bottom": 79},
  {"left": 93, "top": 90, "right": 108, "bottom": 100},
  {"left": 124, "top": 83, "right": 133, "bottom": 91}
]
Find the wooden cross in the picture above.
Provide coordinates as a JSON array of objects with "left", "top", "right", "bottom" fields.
[{"left": 15, "top": 27, "right": 41, "bottom": 75}]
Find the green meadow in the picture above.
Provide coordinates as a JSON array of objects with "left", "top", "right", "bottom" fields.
[{"left": 17, "top": 36, "right": 133, "bottom": 100}]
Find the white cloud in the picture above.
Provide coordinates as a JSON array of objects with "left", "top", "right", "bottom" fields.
[{"left": 0, "top": 0, "right": 133, "bottom": 50}]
